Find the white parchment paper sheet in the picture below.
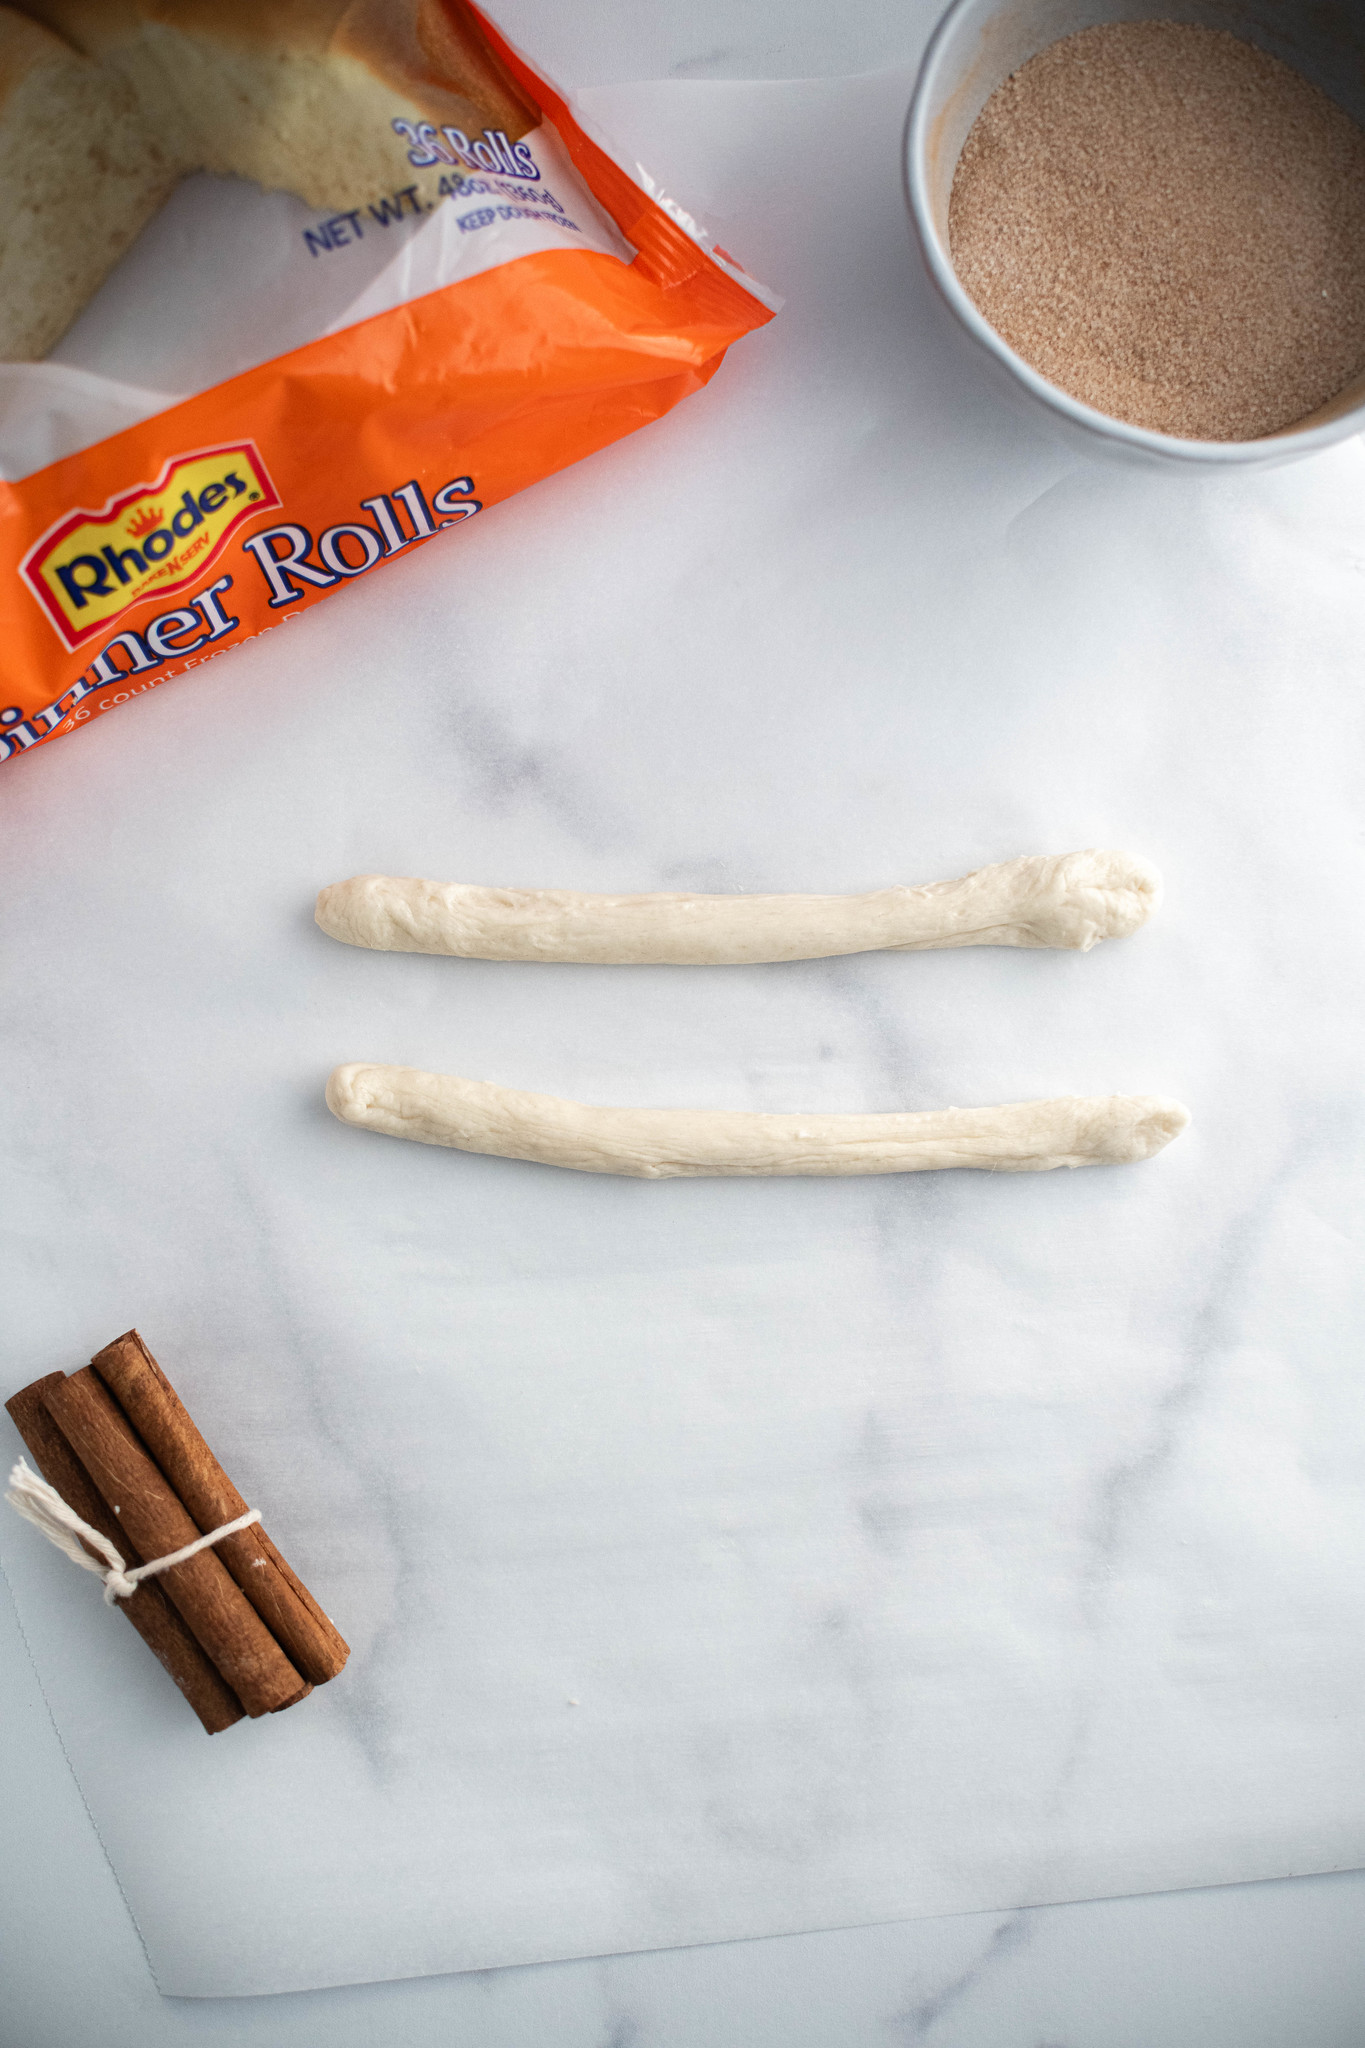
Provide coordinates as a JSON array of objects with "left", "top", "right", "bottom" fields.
[{"left": 1, "top": 65, "right": 1363, "bottom": 1997}]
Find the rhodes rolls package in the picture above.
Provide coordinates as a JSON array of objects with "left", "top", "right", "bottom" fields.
[{"left": 0, "top": 0, "right": 775, "bottom": 766}]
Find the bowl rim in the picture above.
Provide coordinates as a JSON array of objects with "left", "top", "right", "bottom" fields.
[{"left": 903, "top": 0, "right": 1365, "bottom": 465}]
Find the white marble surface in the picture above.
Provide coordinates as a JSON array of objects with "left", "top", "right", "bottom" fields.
[{"left": 4, "top": 0, "right": 1365, "bottom": 2036}]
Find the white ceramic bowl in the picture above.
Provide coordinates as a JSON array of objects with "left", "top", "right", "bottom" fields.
[{"left": 905, "top": 0, "right": 1365, "bottom": 468}]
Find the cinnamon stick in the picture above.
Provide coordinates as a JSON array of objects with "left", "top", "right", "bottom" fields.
[
  {"left": 41, "top": 1370, "right": 308, "bottom": 1717},
  {"left": 6, "top": 1376, "right": 245, "bottom": 1735},
  {"left": 90, "top": 1332, "right": 348, "bottom": 1686}
]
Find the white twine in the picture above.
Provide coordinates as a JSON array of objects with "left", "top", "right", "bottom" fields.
[{"left": 5, "top": 1457, "right": 261, "bottom": 1605}]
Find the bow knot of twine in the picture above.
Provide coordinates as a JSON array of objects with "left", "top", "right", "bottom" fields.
[{"left": 5, "top": 1457, "right": 260, "bottom": 1603}]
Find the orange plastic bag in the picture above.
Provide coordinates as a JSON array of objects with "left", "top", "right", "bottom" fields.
[{"left": 0, "top": 2, "right": 774, "bottom": 765}]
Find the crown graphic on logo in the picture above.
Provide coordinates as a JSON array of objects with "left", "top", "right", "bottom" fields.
[{"left": 126, "top": 504, "right": 164, "bottom": 540}]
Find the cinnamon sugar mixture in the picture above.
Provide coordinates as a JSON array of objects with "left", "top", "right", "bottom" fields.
[{"left": 949, "top": 22, "right": 1365, "bottom": 439}]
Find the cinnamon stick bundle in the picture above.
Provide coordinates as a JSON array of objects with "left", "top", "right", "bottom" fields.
[
  {"left": 6, "top": 1378, "right": 244, "bottom": 1735},
  {"left": 5, "top": 1333, "right": 348, "bottom": 1732}
]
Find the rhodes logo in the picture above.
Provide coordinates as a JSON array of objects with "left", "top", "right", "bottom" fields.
[{"left": 20, "top": 442, "right": 281, "bottom": 651}]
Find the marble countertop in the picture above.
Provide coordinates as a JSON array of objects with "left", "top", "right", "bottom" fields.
[{"left": 4, "top": 1, "right": 1364, "bottom": 2040}]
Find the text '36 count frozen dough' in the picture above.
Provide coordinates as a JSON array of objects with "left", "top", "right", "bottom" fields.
[
  {"left": 315, "top": 850, "right": 1160, "bottom": 966},
  {"left": 325, "top": 1067, "right": 1190, "bottom": 1179}
]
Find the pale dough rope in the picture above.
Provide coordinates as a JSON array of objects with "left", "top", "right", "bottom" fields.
[
  {"left": 326, "top": 1067, "right": 1191, "bottom": 1178},
  {"left": 314, "top": 849, "right": 1161, "bottom": 966},
  {"left": 5, "top": 1457, "right": 260, "bottom": 1605}
]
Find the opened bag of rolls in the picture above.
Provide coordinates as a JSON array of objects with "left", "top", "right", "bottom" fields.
[{"left": 0, "top": 0, "right": 775, "bottom": 763}]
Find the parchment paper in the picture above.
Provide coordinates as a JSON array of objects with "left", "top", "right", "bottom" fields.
[{"left": 1, "top": 63, "right": 1363, "bottom": 1997}]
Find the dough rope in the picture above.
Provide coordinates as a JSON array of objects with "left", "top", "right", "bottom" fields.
[
  {"left": 315, "top": 850, "right": 1160, "bottom": 965},
  {"left": 325, "top": 1065, "right": 1190, "bottom": 1179}
]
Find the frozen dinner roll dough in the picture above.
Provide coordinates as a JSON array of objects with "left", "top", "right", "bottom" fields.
[
  {"left": 0, "top": 6, "right": 177, "bottom": 359},
  {"left": 1, "top": 0, "right": 538, "bottom": 357}
]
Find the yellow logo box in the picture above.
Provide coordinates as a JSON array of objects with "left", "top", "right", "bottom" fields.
[{"left": 21, "top": 443, "right": 281, "bottom": 651}]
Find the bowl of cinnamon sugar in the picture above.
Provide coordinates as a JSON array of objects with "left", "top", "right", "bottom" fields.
[{"left": 906, "top": 0, "right": 1365, "bottom": 465}]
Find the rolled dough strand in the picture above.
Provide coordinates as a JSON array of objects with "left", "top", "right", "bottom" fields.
[
  {"left": 325, "top": 1065, "right": 1190, "bottom": 1178},
  {"left": 314, "top": 850, "right": 1160, "bottom": 966}
]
